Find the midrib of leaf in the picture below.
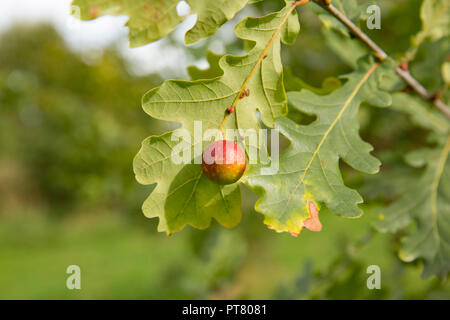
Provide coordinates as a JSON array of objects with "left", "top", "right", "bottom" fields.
[
  {"left": 300, "top": 63, "right": 379, "bottom": 182},
  {"left": 167, "top": 174, "right": 201, "bottom": 197},
  {"left": 139, "top": 137, "right": 193, "bottom": 168},
  {"left": 430, "top": 134, "right": 450, "bottom": 244},
  {"left": 152, "top": 89, "right": 238, "bottom": 104},
  {"left": 218, "top": 185, "right": 230, "bottom": 212},
  {"left": 261, "top": 63, "right": 275, "bottom": 120},
  {"left": 221, "top": 1, "right": 300, "bottom": 131},
  {"left": 284, "top": 63, "right": 380, "bottom": 214},
  {"left": 173, "top": 169, "right": 203, "bottom": 221}
]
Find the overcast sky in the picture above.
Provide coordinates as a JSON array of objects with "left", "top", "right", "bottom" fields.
[{"left": 0, "top": 0, "right": 205, "bottom": 76}]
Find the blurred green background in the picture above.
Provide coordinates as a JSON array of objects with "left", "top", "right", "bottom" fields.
[{"left": 0, "top": 0, "right": 449, "bottom": 299}]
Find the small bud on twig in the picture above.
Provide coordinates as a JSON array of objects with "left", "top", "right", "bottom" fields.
[
  {"left": 399, "top": 61, "right": 409, "bottom": 71},
  {"left": 239, "top": 88, "right": 250, "bottom": 99}
]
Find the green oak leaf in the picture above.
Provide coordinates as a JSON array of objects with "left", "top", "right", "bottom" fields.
[
  {"left": 361, "top": 94, "right": 449, "bottom": 202},
  {"left": 316, "top": 0, "right": 374, "bottom": 69},
  {"left": 141, "top": 2, "right": 299, "bottom": 131},
  {"left": 390, "top": 92, "right": 450, "bottom": 135},
  {"left": 374, "top": 92, "right": 449, "bottom": 279},
  {"left": 283, "top": 66, "right": 342, "bottom": 95},
  {"left": 413, "top": 0, "right": 450, "bottom": 48},
  {"left": 185, "top": 0, "right": 248, "bottom": 44},
  {"left": 71, "top": 0, "right": 248, "bottom": 47},
  {"left": 316, "top": 0, "right": 366, "bottom": 37},
  {"left": 410, "top": 38, "right": 450, "bottom": 94},
  {"left": 134, "top": 2, "right": 300, "bottom": 234},
  {"left": 332, "top": 0, "right": 365, "bottom": 22},
  {"left": 403, "top": 0, "right": 450, "bottom": 62},
  {"left": 376, "top": 136, "right": 450, "bottom": 279},
  {"left": 245, "top": 57, "right": 391, "bottom": 235},
  {"left": 321, "top": 30, "right": 368, "bottom": 69},
  {"left": 443, "top": 62, "right": 450, "bottom": 85},
  {"left": 134, "top": 134, "right": 242, "bottom": 233}
]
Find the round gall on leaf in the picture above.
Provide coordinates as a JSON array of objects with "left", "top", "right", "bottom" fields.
[{"left": 201, "top": 140, "right": 246, "bottom": 185}]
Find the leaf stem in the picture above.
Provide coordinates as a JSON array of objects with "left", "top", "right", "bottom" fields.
[
  {"left": 218, "top": 0, "right": 310, "bottom": 133},
  {"left": 312, "top": 0, "right": 450, "bottom": 120}
]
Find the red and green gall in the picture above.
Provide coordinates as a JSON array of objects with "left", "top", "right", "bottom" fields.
[{"left": 201, "top": 140, "right": 246, "bottom": 185}]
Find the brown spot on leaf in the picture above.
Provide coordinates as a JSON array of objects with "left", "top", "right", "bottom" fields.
[
  {"left": 399, "top": 60, "right": 409, "bottom": 71},
  {"left": 239, "top": 88, "right": 250, "bottom": 99},
  {"left": 89, "top": 6, "right": 100, "bottom": 19},
  {"left": 303, "top": 201, "right": 322, "bottom": 232},
  {"left": 402, "top": 86, "right": 412, "bottom": 93}
]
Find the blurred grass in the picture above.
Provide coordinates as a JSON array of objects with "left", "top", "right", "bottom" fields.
[
  {"left": 0, "top": 210, "right": 195, "bottom": 299},
  {"left": 0, "top": 203, "right": 448, "bottom": 299}
]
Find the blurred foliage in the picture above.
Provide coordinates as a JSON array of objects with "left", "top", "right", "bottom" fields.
[
  {"left": 0, "top": 25, "right": 166, "bottom": 216},
  {"left": 0, "top": 0, "right": 449, "bottom": 299}
]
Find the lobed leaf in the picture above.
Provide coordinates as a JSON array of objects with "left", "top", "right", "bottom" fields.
[
  {"left": 414, "top": 0, "right": 450, "bottom": 48},
  {"left": 410, "top": 38, "right": 450, "bottom": 94},
  {"left": 376, "top": 136, "right": 450, "bottom": 279},
  {"left": 316, "top": 0, "right": 379, "bottom": 69},
  {"left": 374, "top": 91, "right": 450, "bottom": 279},
  {"left": 403, "top": 0, "right": 450, "bottom": 62},
  {"left": 72, "top": 0, "right": 248, "bottom": 47},
  {"left": 390, "top": 92, "right": 450, "bottom": 135},
  {"left": 246, "top": 57, "right": 392, "bottom": 235},
  {"left": 134, "top": 2, "right": 300, "bottom": 234},
  {"left": 185, "top": 0, "right": 248, "bottom": 44}
]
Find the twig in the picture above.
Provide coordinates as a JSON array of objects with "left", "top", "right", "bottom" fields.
[{"left": 312, "top": 0, "right": 450, "bottom": 120}]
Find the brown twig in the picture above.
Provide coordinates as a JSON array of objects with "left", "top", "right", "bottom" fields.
[{"left": 312, "top": 0, "right": 450, "bottom": 120}]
